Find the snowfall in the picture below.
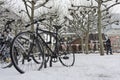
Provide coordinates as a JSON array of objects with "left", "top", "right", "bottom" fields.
[{"left": 0, "top": 53, "right": 120, "bottom": 80}]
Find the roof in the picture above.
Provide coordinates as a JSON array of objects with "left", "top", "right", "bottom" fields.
[
  {"left": 89, "top": 33, "right": 106, "bottom": 40},
  {"left": 71, "top": 33, "right": 106, "bottom": 44},
  {"left": 105, "top": 29, "right": 120, "bottom": 36}
]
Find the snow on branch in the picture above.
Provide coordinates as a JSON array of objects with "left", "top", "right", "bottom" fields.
[{"left": 34, "top": 0, "right": 49, "bottom": 9}]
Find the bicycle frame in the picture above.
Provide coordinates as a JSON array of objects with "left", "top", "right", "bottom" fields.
[
  {"left": 10, "top": 19, "right": 75, "bottom": 73},
  {"left": 35, "top": 26, "right": 59, "bottom": 57}
]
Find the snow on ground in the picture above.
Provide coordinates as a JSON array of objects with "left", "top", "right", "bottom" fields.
[{"left": 0, "top": 53, "right": 120, "bottom": 80}]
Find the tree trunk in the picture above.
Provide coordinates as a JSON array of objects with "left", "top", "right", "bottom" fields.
[
  {"left": 30, "top": 1, "right": 35, "bottom": 31},
  {"left": 85, "top": 32, "right": 89, "bottom": 54},
  {"left": 81, "top": 37, "right": 84, "bottom": 53},
  {"left": 15, "top": 26, "right": 17, "bottom": 36},
  {"left": 97, "top": 0, "right": 104, "bottom": 55}
]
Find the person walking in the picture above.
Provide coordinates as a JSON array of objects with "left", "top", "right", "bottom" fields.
[{"left": 106, "top": 38, "right": 112, "bottom": 55}]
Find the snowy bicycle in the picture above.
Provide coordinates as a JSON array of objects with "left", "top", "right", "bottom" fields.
[
  {"left": 10, "top": 18, "right": 75, "bottom": 74},
  {"left": 0, "top": 19, "right": 14, "bottom": 68}
]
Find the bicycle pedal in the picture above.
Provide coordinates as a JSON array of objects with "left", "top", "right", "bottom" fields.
[
  {"left": 63, "top": 56, "right": 69, "bottom": 59},
  {"left": 51, "top": 56, "right": 57, "bottom": 58},
  {"left": 28, "top": 59, "right": 31, "bottom": 62}
]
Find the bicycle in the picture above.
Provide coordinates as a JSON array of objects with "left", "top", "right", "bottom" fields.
[
  {"left": 0, "top": 19, "right": 14, "bottom": 68},
  {"left": 10, "top": 18, "right": 75, "bottom": 74}
]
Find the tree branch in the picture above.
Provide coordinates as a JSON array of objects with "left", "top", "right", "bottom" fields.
[
  {"left": 22, "top": 0, "right": 31, "bottom": 19},
  {"left": 34, "top": 0, "right": 49, "bottom": 9},
  {"left": 72, "top": 4, "right": 98, "bottom": 9},
  {"left": 102, "top": 2, "right": 120, "bottom": 12}
]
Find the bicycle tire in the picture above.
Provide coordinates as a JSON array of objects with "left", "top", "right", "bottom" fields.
[
  {"left": 58, "top": 39, "right": 75, "bottom": 67},
  {"left": 0, "top": 44, "right": 12, "bottom": 68},
  {"left": 10, "top": 31, "right": 44, "bottom": 73},
  {"left": 38, "top": 31, "right": 75, "bottom": 67},
  {"left": 0, "top": 56, "right": 12, "bottom": 68}
]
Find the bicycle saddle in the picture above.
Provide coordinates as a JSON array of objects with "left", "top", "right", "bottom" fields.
[{"left": 53, "top": 25, "right": 62, "bottom": 30}]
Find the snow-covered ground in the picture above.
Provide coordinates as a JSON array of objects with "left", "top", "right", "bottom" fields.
[{"left": 0, "top": 53, "right": 120, "bottom": 80}]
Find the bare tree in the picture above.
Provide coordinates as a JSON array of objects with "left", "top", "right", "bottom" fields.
[
  {"left": 67, "top": 2, "right": 97, "bottom": 54},
  {"left": 69, "top": 0, "right": 120, "bottom": 55},
  {"left": 95, "top": 0, "right": 120, "bottom": 55},
  {"left": 21, "top": 0, "right": 49, "bottom": 31}
]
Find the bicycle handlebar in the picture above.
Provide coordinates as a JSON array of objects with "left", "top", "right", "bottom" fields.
[
  {"left": 5, "top": 19, "right": 15, "bottom": 25},
  {"left": 25, "top": 18, "right": 46, "bottom": 28},
  {"left": 4, "top": 19, "right": 15, "bottom": 32}
]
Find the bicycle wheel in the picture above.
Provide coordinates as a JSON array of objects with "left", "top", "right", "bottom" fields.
[
  {"left": 37, "top": 30, "right": 75, "bottom": 67},
  {"left": 10, "top": 31, "right": 44, "bottom": 73},
  {"left": 0, "top": 54, "right": 12, "bottom": 68},
  {"left": 59, "top": 40, "right": 75, "bottom": 67},
  {"left": 0, "top": 44, "right": 12, "bottom": 68}
]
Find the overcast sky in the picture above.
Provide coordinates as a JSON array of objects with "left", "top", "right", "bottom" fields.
[
  {"left": 2, "top": 0, "right": 120, "bottom": 13},
  {"left": 1, "top": 0, "right": 120, "bottom": 20},
  {"left": 110, "top": 4, "right": 120, "bottom": 13}
]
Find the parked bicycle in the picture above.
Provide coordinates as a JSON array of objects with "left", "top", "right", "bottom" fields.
[
  {"left": 0, "top": 19, "right": 14, "bottom": 68},
  {"left": 10, "top": 18, "right": 75, "bottom": 74}
]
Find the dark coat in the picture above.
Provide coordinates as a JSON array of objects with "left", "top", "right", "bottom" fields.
[{"left": 106, "top": 39, "right": 111, "bottom": 47}]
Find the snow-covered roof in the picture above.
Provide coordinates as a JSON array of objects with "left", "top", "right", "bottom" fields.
[{"left": 105, "top": 28, "right": 120, "bottom": 36}]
